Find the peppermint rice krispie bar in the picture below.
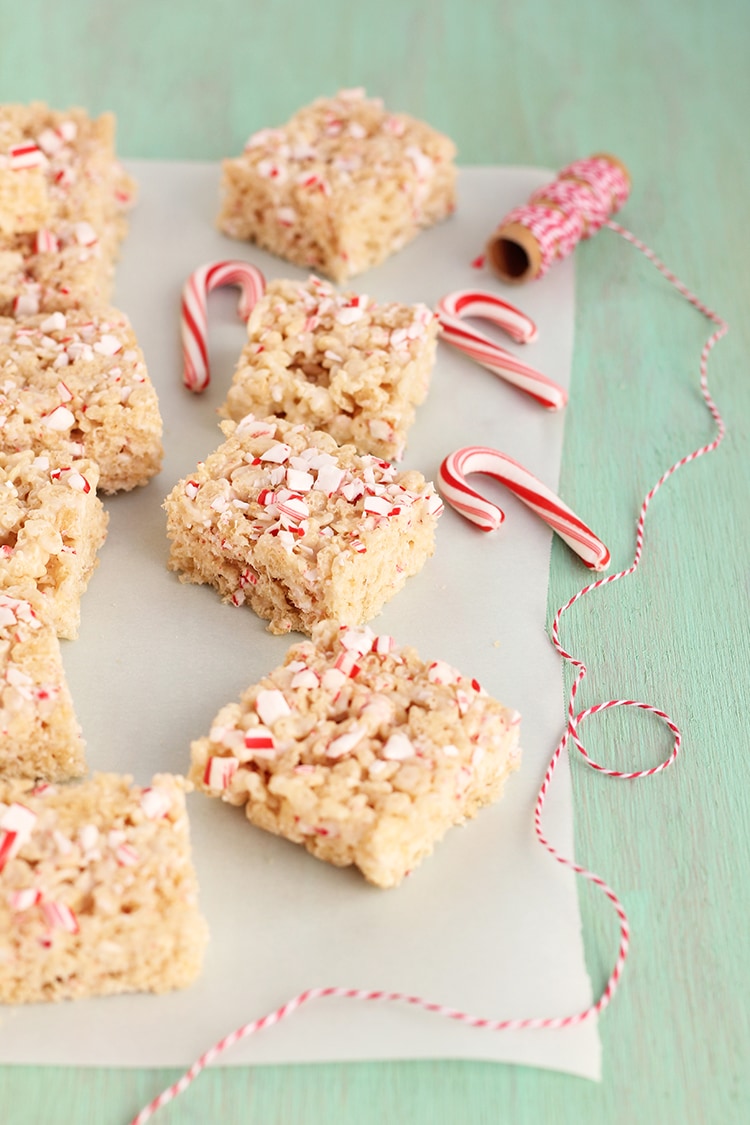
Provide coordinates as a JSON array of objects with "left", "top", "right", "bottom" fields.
[
  {"left": 0, "top": 449, "right": 108, "bottom": 640},
  {"left": 0, "top": 103, "right": 135, "bottom": 256},
  {"left": 222, "top": 276, "right": 438, "bottom": 461},
  {"left": 164, "top": 415, "right": 442, "bottom": 635},
  {"left": 0, "top": 226, "right": 113, "bottom": 319},
  {"left": 0, "top": 772, "right": 208, "bottom": 1002},
  {"left": 190, "top": 621, "right": 521, "bottom": 888},
  {"left": 218, "top": 88, "right": 456, "bottom": 282},
  {"left": 0, "top": 593, "right": 85, "bottom": 781},
  {"left": 0, "top": 307, "right": 163, "bottom": 492}
]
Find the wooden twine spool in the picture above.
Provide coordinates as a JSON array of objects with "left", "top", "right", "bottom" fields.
[{"left": 486, "top": 154, "right": 631, "bottom": 284}]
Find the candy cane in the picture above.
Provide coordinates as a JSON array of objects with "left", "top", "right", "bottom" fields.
[
  {"left": 436, "top": 289, "right": 567, "bottom": 410},
  {"left": 438, "top": 446, "right": 610, "bottom": 570},
  {"left": 438, "top": 289, "right": 538, "bottom": 344},
  {"left": 181, "top": 260, "right": 266, "bottom": 392}
]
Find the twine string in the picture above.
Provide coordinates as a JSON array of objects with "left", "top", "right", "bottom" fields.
[{"left": 129, "top": 218, "right": 727, "bottom": 1125}]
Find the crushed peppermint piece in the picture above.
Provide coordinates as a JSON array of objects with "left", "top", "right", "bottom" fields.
[
  {"left": 115, "top": 843, "right": 140, "bottom": 867},
  {"left": 326, "top": 725, "right": 365, "bottom": 758},
  {"left": 140, "top": 788, "right": 172, "bottom": 819},
  {"left": 73, "top": 221, "right": 98, "bottom": 246},
  {"left": 381, "top": 732, "right": 416, "bottom": 761},
  {"left": 255, "top": 689, "right": 291, "bottom": 725},
  {"left": 41, "top": 900, "right": 79, "bottom": 934},
  {"left": 241, "top": 727, "right": 276, "bottom": 756},
  {"left": 39, "top": 311, "right": 67, "bottom": 334},
  {"left": 204, "top": 756, "right": 239, "bottom": 790},
  {"left": 9, "top": 142, "right": 46, "bottom": 170},
  {"left": 93, "top": 334, "right": 122, "bottom": 356},
  {"left": 260, "top": 443, "right": 292, "bottom": 464},
  {"left": 8, "top": 887, "right": 42, "bottom": 912}
]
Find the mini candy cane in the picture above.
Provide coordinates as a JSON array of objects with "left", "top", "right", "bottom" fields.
[
  {"left": 438, "top": 289, "right": 538, "bottom": 344},
  {"left": 436, "top": 289, "right": 567, "bottom": 410},
  {"left": 438, "top": 446, "right": 610, "bottom": 570},
  {"left": 182, "top": 260, "right": 266, "bottom": 392}
]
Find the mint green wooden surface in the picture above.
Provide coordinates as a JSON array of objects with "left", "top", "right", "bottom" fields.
[{"left": 1, "top": 0, "right": 749, "bottom": 1121}]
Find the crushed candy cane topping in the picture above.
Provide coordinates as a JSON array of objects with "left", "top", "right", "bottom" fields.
[
  {"left": 193, "top": 622, "right": 521, "bottom": 815},
  {"left": 178, "top": 415, "right": 441, "bottom": 570},
  {"left": 237, "top": 89, "right": 445, "bottom": 206}
]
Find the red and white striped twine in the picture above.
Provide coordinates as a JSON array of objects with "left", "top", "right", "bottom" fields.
[
  {"left": 503, "top": 156, "right": 631, "bottom": 279},
  {"left": 130, "top": 222, "right": 727, "bottom": 1125}
]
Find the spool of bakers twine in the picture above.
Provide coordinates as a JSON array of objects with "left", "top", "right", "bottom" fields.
[
  {"left": 485, "top": 154, "right": 631, "bottom": 284},
  {"left": 130, "top": 205, "right": 727, "bottom": 1125}
]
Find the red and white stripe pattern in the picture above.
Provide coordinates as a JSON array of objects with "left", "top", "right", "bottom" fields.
[
  {"left": 130, "top": 220, "right": 728, "bottom": 1125},
  {"left": 438, "top": 446, "right": 610, "bottom": 570},
  {"left": 8, "top": 142, "right": 46, "bottom": 170},
  {"left": 438, "top": 289, "right": 538, "bottom": 344},
  {"left": 436, "top": 288, "right": 566, "bottom": 410},
  {"left": 181, "top": 260, "right": 266, "bottom": 392},
  {"left": 500, "top": 156, "right": 631, "bottom": 279}
]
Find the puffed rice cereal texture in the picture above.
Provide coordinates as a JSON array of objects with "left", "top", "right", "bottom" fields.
[
  {"left": 0, "top": 449, "right": 108, "bottom": 640},
  {"left": 218, "top": 88, "right": 456, "bottom": 282},
  {"left": 0, "top": 103, "right": 135, "bottom": 255},
  {"left": 190, "top": 621, "right": 521, "bottom": 888},
  {"left": 0, "top": 592, "right": 86, "bottom": 782},
  {"left": 0, "top": 233, "right": 114, "bottom": 320},
  {"left": 0, "top": 772, "right": 208, "bottom": 1002},
  {"left": 164, "top": 415, "right": 442, "bottom": 636},
  {"left": 0, "top": 307, "right": 163, "bottom": 493},
  {"left": 223, "top": 276, "right": 438, "bottom": 461}
]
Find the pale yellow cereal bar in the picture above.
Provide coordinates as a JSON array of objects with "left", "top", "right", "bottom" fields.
[
  {"left": 0, "top": 773, "right": 208, "bottom": 1002},
  {"left": 218, "top": 89, "right": 456, "bottom": 282},
  {"left": 0, "top": 102, "right": 136, "bottom": 255},
  {"left": 0, "top": 449, "right": 108, "bottom": 639},
  {"left": 164, "top": 415, "right": 442, "bottom": 635},
  {"left": 0, "top": 592, "right": 85, "bottom": 781},
  {"left": 190, "top": 621, "right": 521, "bottom": 888},
  {"left": 223, "top": 276, "right": 438, "bottom": 461},
  {"left": 0, "top": 307, "right": 163, "bottom": 493}
]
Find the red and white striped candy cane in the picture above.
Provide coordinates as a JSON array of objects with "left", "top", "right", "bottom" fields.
[
  {"left": 181, "top": 260, "right": 266, "bottom": 392},
  {"left": 438, "top": 446, "right": 610, "bottom": 570},
  {"left": 436, "top": 288, "right": 567, "bottom": 410},
  {"left": 438, "top": 289, "right": 538, "bottom": 344}
]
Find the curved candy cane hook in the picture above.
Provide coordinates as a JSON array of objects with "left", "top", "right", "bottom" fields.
[
  {"left": 438, "top": 288, "right": 538, "bottom": 344},
  {"left": 182, "top": 260, "right": 266, "bottom": 392},
  {"left": 436, "top": 288, "right": 567, "bottom": 411},
  {"left": 439, "top": 445, "right": 610, "bottom": 570}
]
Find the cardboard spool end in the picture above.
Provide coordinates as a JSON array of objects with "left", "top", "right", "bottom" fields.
[
  {"left": 485, "top": 153, "right": 631, "bottom": 285},
  {"left": 485, "top": 221, "right": 542, "bottom": 285}
]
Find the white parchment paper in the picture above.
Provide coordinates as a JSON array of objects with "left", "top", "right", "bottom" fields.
[{"left": 0, "top": 162, "right": 601, "bottom": 1079}]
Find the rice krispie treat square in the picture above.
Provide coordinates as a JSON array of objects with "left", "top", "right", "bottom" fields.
[
  {"left": 0, "top": 772, "right": 208, "bottom": 1002},
  {"left": 164, "top": 415, "right": 442, "bottom": 635},
  {"left": 218, "top": 88, "right": 456, "bottom": 282},
  {"left": 222, "top": 276, "right": 438, "bottom": 461},
  {"left": 0, "top": 592, "right": 85, "bottom": 781},
  {"left": 0, "top": 103, "right": 136, "bottom": 252},
  {"left": 0, "top": 226, "right": 114, "bottom": 319},
  {"left": 190, "top": 621, "right": 521, "bottom": 888},
  {"left": 0, "top": 307, "right": 163, "bottom": 493},
  {"left": 0, "top": 449, "right": 108, "bottom": 640}
]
